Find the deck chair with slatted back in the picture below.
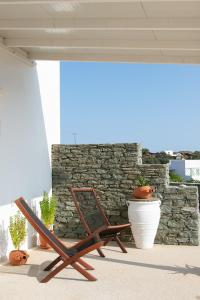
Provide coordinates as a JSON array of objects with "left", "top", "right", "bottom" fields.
[
  {"left": 15, "top": 197, "right": 104, "bottom": 283},
  {"left": 70, "top": 188, "right": 131, "bottom": 258}
]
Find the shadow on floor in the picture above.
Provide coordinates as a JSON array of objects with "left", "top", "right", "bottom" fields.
[
  {"left": 87, "top": 255, "right": 200, "bottom": 277},
  {"left": 0, "top": 261, "right": 87, "bottom": 282}
]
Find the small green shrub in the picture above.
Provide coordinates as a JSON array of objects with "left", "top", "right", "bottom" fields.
[
  {"left": 169, "top": 171, "right": 184, "bottom": 183},
  {"left": 9, "top": 211, "right": 26, "bottom": 250},
  {"left": 40, "top": 192, "right": 57, "bottom": 228},
  {"left": 135, "top": 175, "right": 150, "bottom": 187}
]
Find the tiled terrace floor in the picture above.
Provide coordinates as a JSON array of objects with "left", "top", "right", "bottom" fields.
[{"left": 1, "top": 241, "right": 200, "bottom": 300}]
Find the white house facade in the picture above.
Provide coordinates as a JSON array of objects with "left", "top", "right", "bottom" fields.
[{"left": 169, "top": 160, "right": 200, "bottom": 181}]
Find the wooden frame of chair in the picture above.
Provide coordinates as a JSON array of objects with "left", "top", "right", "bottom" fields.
[
  {"left": 70, "top": 187, "right": 131, "bottom": 258},
  {"left": 15, "top": 197, "right": 104, "bottom": 282}
]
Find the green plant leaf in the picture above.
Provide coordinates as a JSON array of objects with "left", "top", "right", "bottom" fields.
[
  {"left": 9, "top": 211, "right": 26, "bottom": 250},
  {"left": 169, "top": 171, "right": 184, "bottom": 183},
  {"left": 135, "top": 175, "right": 150, "bottom": 187},
  {"left": 39, "top": 191, "right": 57, "bottom": 227}
]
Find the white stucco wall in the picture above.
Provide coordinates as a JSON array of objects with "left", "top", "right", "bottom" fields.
[
  {"left": 169, "top": 160, "right": 186, "bottom": 179},
  {"left": 169, "top": 160, "right": 200, "bottom": 181},
  {"left": 185, "top": 160, "right": 200, "bottom": 180},
  {"left": 0, "top": 50, "right": 60, "bottom": 261}
]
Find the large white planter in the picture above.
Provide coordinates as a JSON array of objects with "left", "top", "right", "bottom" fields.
[{"left": 128, "top": 199, "right": 161, "bottom": 249}]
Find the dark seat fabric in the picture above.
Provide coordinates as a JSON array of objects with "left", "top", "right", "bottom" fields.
[
  {"left": 70, "top": 187, "right": 131, "bottom": 257},
  {"left": 19, "top": 199, "right": 98, "bottom": 257},
  {"left": 15, "top": 197, "right": 103, "bottom": 282}
]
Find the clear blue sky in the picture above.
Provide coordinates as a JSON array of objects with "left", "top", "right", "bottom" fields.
[{"left": 61, "top": 62, "right": 200, "bottom": 152}]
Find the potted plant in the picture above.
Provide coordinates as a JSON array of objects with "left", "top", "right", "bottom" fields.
[
  {"left": 9, "top": 211, "right": 29, "bottom": 266},
  {"left": 128, "top": 176, "right": 161, "bottom": 249},
  {"left": 39, "top": 192, "right": 57, "bottom": 249},
  {"left": 133, "top": 175, "right": 154, "bottom": 199}
]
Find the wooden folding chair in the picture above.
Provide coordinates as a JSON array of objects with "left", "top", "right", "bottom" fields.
[
  {"left": 70, "top": 188, "right": 131, "bottom": 257},
  {"left": 15, "top": 197, "right": 104, "bottom": 282}
]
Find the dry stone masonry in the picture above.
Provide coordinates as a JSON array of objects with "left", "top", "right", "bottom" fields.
[{"left": 52, "top": 143, "right": 199, "bottom": 246}]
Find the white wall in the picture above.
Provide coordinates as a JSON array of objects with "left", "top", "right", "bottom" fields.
[
  {"left": 36, "top": 61, "right": 60, "bottom": 158},
  {"left": 0, "top": 50, "right": 60, "bottom": 261},
  {"left": 169, "top": 160, "right": 200, "bottom": 181},
  {"left": 185, "top": 160, "right": 200, "bottom": 181},
  {"left": 169, "top": 160, "right": 186, "bottom": 179}
]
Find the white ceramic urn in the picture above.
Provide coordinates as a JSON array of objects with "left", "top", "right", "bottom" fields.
[{"left": 128, "top": 199, "right": 161, "bottom": 249}]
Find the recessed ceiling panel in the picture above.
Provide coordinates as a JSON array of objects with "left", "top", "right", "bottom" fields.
[
  {"left": 0, "top": 4, "right": 49, "bottom": 18},
  {"left": 143, "top": 2, "right": 200, "bottom": 18},
  {"left": 43, "top": 2, "right": 146, "bottom": 18}
]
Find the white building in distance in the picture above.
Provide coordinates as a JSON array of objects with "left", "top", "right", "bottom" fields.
[
  {"left": 165, "top": 150, "right": 183, "bottom": 160},
  {"left": 169, "top": 160, "right": 200, "bottom": 181},
  {"left": 165, "top": 150, "right": 174, "bottom": 156}
]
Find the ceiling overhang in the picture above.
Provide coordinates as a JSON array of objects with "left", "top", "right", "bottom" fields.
[{"left": 0, "top": 0, "right": 200, "bottom": 65}]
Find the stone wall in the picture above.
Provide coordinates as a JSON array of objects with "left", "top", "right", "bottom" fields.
[
  {"left": 156, "top": 185, "right": 199, "bottom": 245},
  {"left": 52, "top": 143, "right": 199, "bottom": 245},
  {"left": 171, "top": 182, "right": 200, "bottom": 211}
]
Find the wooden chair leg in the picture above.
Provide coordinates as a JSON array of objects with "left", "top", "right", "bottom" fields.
[
  {"left": 72, "top": 262, "right": 97, "bottom": 281},
  {"left": 115, "top": 236, "right": 128, "bottom": 253},
  {"left": 41, "top": 261, "right": 68, "bottom": 283},
  {"left": 44, "top": 257, "right": 94, "bottom": 273},
  {"left": 77, "top": 258, "right": 94, "bottom": 270},
  {"left": 44, "top": 256, "right": 62, "bottom": 271},
  {"left": 97, "top": 248, "right": 105, "bottom": 257},
  {"left": 41, "top": 260, "right": 96, "bottom": 283}
]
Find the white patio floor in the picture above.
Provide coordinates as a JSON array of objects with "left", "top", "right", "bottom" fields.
[{"left": 0, "top": 240, "right": 200, "bottom": 300}]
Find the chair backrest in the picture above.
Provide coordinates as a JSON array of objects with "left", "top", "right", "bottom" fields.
[
  {"left": 15, "top": 197, "right": 68, "bottom": 258},
  {"left": 70, "top": 188, "right": 109, "bottom": 233}
]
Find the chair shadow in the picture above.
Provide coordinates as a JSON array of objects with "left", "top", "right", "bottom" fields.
[
  {"left": 100, "top": 245, "right": 134, "bottom": 253},
  {"left": 87, "top": 255, "right": 200, "bottom": 277},
  {"left": 0, "top": 261, "right": 86, "bottom": 282}
]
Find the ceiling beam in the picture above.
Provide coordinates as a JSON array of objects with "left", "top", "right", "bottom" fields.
[
  {"left": 0, "top": 0, "right": 200, "bottom": 3},
  {"left": 0, "top": 37, "right": 35, "bottom": 66},
  {"left": 29, "top": 50, "right": 200, "bottom": 64},
  {"left": 5, "top": 38, "right": 200, "bottom": 51},
  {"left": 0, "top": 18, "right": 200, "bottom": 31}
]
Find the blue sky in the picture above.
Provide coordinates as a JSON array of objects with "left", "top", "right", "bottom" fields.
[{"left": 61, "top": 62, "right": 200, "bottom": 152}]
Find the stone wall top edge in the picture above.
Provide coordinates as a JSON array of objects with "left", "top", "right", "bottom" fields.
[
  {"left": 166, "top": 185, "right": 198, "bottom": 192},
  {"left": 52, "top": 143, "right": 141, "bottom": 147},
  {"left": 139, "top": 164, "right": 168, "bottom": 170}
]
